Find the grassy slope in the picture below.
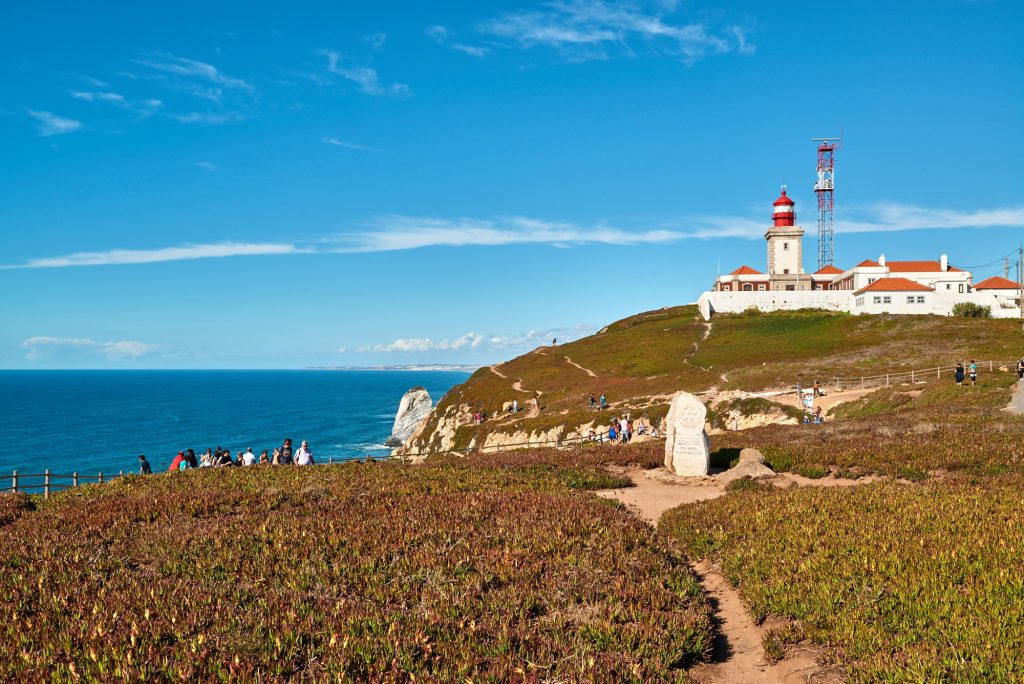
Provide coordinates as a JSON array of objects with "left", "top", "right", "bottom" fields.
[
  {"left": 661, "top": 478, "right": 1024, "bottom": 682},
  {"left": 0, "top": 464, "right": 709, "bottom": 682},
  {"left": 412, "top": 307, "right": 1022, "bottom": 453}
]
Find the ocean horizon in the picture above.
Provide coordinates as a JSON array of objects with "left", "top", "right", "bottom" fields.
[{"left": 0, "top": 370, "right": 470, "bottom": 478}]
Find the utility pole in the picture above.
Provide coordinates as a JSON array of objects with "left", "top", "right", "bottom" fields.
[
  {"left": 1005, "top": 256, "right": 1011, "bottom": 280},
  {"left": 1019, "top": 246, "right": 1023, "bottom": 333}
]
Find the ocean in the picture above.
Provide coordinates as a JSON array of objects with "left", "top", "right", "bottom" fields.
[{"left": 0, "top": 370, "right": 470, "bottom": 478}]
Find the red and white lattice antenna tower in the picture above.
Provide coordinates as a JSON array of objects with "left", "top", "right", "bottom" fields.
[{"left": 812, "top": 135, "right": 841, "bottom": 269}]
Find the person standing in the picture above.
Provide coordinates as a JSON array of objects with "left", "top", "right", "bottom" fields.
[
  {"left": 294, "top": 440, "right": 314, "bottom": 466},
  {"left": 512, "top": 399, "right": 518, "bottom": 415},
  {"left": 599, "top": 394, "right": 606, "bottom": 409},
  {"left": 168, "top": 451, "right": 185, "bottom": 472},
  {"left": 279, "top": 439, "right": 294, "bottom": 465},
  {"left": 241, "top": 447, "right": 257, "bottom": 466},
  {"left": 1017, "top": 358, "right": 1024, "bottom": 381},
  {"left": 589, "top": 393, "right": 597, "bottom": 410},
  {"left": 954, "top": 362, "right": 965, "bottom": 386},
  {"left": 138, "top": 455, "right": 152, "bottom": 474},
  {"left": 969, "top": 360, "right": 978, "bottom": 386},
  {"left": 259, "top": 450, "right": 270, "bottom": 464}
]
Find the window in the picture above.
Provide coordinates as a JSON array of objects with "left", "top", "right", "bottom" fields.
[
  {"left": 856, "top": 297, "right": 864, "bottom": 306},
  {"left": 873, "top": 296, "right": 882, "bottom": 304},
  {"left": 959, "top": 284, "right": 964, "bottom": 293},
  {"left": 946, "top": 283, "right": 952, "bottom": 290},
  {"left": 907, "top": 296, "right": 915, "bottom": 304},
  {"left": 868, "top": 278, "right": 876, "bottom": 285},
  {"left": 883, "top": 296, "right": 892, "bottom": 304},
  {"left": 785, "top": 285, "right": 795, "bottom": 291},
  {"left": 783, "top": 242, "right": 789, "bottom": 251},
  {"left": 917, "top": 296, "right": 925, "bottom": 303},
  {"left": 742, "top": 283, "right": 752, "bottom": 291},
  {"left": 783, "top": 269, "right": 790, "bottom": 274},
  {"left": 724, "top": 284, "right": 731, "bottom": 291}
]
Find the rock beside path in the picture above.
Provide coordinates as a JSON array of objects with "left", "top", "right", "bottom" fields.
[{"left": 716, "top": 448, "right": 776, "bottom": 486}]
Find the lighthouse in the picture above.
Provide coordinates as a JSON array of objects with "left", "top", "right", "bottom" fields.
[{"left": 765, "top": 186, "right": 807, "bottom": 290}]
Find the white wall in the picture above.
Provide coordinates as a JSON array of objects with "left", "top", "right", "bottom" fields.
[{"left": 697, "top": 290, "right": 851, "bottom": 320}]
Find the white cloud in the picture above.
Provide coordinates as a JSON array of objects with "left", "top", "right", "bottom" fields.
[
  {"left": 329, "top": 215, "right": 682, "bottom": 252},
  {"left": 427, "top": 25, "right": 489, "bottom": 58},
  {"left": 170, "top": 111, "right": 248, "bottom": 125},
  {"left": 26, "top": 110, "right": 82, "bottom": 136},
  {"left": 71, "top": 91, "right": 126, "bottom": 104},
  {"left": 360, "top": 332, "right": 485, "bottom": 353},
  {"left": 322, "top": 136, "right": 376, "bottom": 151},
  {"left": 135, "top": 53, "right": 252, "bottom": 91},
  {"left": 1, "top": 242, "right": 303, "bottom": 269},
  {"left": 71, "top": 90, "right": 163, "bottom": 115},
  {"left": 22, "top": 336, "right": 157, "bottom": 360},
  {"left": 319, "top": 50, "right": 409, "bottom": 96},
  {"left": 477, "top": 0, "right": 753, "bottom": 63},
  {"left": 195, "top": 161, "right": 217, "bottom": 170}
]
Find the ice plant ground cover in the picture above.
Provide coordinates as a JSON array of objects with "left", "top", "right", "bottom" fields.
[
  {"left": 660, "top": 476, "right": 1024, "bottom": 682},
  {"left": 0, "top": 463, "right": 711, "bottom": 682}
]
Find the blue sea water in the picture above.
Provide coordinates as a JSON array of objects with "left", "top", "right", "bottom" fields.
[{"left": 0, "top": 370, "right": 470, "bottom": 477}]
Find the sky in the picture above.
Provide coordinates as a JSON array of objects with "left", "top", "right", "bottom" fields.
[{"left": 1, "top": 0, "right": 1022, "bottom": 369}]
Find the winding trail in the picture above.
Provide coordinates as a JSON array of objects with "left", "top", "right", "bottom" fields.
[
  {"left": 597, "top": 468, "right": 852, "bottom": 683},
  {"left": 489, "top": 365, "right": 508, "bottom": 379},
  {"left": 564, "top": 355, "right": 597, "bottom": 377}
]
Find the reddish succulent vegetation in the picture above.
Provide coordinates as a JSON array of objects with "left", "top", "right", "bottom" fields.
[{"left": 0, "top": 464, "right": 710, "bottom": 682}]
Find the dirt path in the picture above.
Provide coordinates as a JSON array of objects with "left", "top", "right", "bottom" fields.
[
  {"left": 1005, "top": 379, "right": 1024, "bottom": 414},
  {"left": 564, "top": 355, "right": 597, "bottom": 377},
  {"left": 489, "top": 365, "right": 508, "bottom": 379},
  {"left": 597, "top": 468, "right": 854, "bottom": 683}
]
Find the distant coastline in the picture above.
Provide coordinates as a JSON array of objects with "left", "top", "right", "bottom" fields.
[{"left": 308, "top": 365, "right": 479, "bottom": 372}]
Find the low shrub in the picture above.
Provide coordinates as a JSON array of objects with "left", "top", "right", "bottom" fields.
[{"left": 952, "top": 302, "right": 992, "bottom": 318}]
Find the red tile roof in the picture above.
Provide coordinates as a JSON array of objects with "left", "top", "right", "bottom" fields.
[
  {"left": 886, "top": 260, "right": 963, "bottom": 273},
  {"left": 813, "top": 265, "right": 843, "bottom": 275},
  {"left": 729, "top": 265, "right": 763, "bottom": 275},
  {"left": 974, "top": 276, "right": 1021, "bottom": 290},
  {"left": 855, "top": 277, "right": 935, "bottom": 295},
  {"left": 856, "top": 259, "right": 880, "bottom": 268}
]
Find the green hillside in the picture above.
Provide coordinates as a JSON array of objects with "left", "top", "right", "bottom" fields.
[{"left": 408, "top": 307, "right": 1023, "bottom": 454}]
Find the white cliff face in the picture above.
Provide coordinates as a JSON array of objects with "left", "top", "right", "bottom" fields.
[{"left": 385, "top": 388, "right": 433, "bottom": 448}]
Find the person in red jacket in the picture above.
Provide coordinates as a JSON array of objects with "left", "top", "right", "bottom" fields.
[{"left": 168, "top": 451, "right": 185, "bottom": 472}]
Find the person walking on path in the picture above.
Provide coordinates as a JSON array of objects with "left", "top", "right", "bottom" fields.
[
  {"left": 590, "top": 393, "right": 597, "bottom": 410},
  {"left": 295, "top": 440, "right": 315, "bottom": 466},
  {"left": 599, "top": 394, "right": 606, "bottom": 409},
  {"left": 138, "top": 455, "right": 152, "bottom": 474},
  {"left": 969, "top": 360, "right": 978, "bottom": 386},
  {"left": 955, "top": 362, "right": 965, "bottom": 386}
]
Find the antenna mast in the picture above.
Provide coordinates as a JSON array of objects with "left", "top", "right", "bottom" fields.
[{"left": 812, "top": 136, "right": 841, "bottom": 269}]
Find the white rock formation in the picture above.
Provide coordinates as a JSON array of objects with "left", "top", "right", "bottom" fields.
[
  {"left": 385, "top": 387, "right": 433, "bottom": 448},
  {"left": 664, "top": 391, "right": 711, "bottom": 476}
]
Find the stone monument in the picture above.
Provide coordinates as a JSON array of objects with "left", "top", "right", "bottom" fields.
[{"left": 664, "top": 391, "right": 711, "bottom": 476}]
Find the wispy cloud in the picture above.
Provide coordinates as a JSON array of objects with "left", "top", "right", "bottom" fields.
[
  {"left": 358, "top": 326, "right": 594, "bottom": 354},
  {"left": 329, "top": 215, "right": 682, "bottom": 252},
  {"left": 26, "top": 109, "right": 82, "bottom": 136},
  {"left": 135, "top": 53, "right": 252, "bottom": 91},
  {"left": 195, "top": 161, "right": 217, "bottom": 170},
  {"left": 322, "top": 136, "right": 376, "bottom": 151},
  {"left": 364, "top": 32, "right": 388, "bottom": 50},
  {"left": 2, "top": 242, "right": 303, "bottom": 269},
  {"left": 71, "top": 90, "right": 163, "bottom": 115},
  {"left": 477, "top": 0, "right": 754, "bottom": 63},
  {"left": 360, "top": 332, "right": 484, "bottom": 353},
  {"left": 426, "top": 25, "right": 489, "bottom": 58},
  {"left": 319, "top": 50, "right": 409, "bottom": 96},
  {"left": 22, "top": 336, "right": 157, "bottom": 360}
]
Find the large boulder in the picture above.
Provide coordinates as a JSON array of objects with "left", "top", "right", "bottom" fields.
[
  {"left": 664, "top": 391, "right": 711, "bottom": 476},
  {"left": 717, "top": 448, "right": 776, "bottom": 486},
  {"left": 385, "top": 387, "right": 433, "bottom": 448}
]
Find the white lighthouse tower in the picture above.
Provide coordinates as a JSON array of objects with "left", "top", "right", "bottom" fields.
[{"left": 765, "top": 186, "right": 808, "bottom": 291}]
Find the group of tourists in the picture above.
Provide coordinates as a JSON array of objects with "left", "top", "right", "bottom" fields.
[
  {"left": 954, "top": 360, "right": 979, "bottom": 386},
  {"left": 588, "top": 415, "right": 656, "bottom": 444},
  {"left": 136, "top": 438, "right": 315, "bottom": 474}
]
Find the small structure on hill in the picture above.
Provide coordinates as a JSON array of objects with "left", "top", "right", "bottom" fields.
[{"left": 664, "top": 392, "right": 710, "bottom": 476}]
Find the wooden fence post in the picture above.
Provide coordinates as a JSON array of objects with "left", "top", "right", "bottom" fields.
[
  {"left": 73, "top": 472, "right": 79, "bottom": 487},
  {"left": 937, "top": 367, "right": 940, "bottom": 379},
  {"left": 991, "top": 360, "right": 994, "bottom": 371},
  {"left": 861, "top": 377, "right": 864, "bottom": 389},
  {"left": 11, "top": 470, "right": 18, "bottom": 493},
  {"left": 911, "top": 370, "right": 915, "bottom": 383},
  {"left": 44, "top": 469, "right": 51, "bottom": 499},
  {"left": 886, "top": 374, "right": 889, "bottom": 387}
]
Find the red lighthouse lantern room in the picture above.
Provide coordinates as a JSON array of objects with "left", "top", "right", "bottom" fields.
[{"left": 772, "top": 186, "right": 795, "bottom": 227}]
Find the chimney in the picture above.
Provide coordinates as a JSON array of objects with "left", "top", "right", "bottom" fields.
[
  {"left": 940, "top": 254, "right": 948, "bottom": 272},
  {"left": 878, "top": 253, "right": 886, "bottom": 267}
]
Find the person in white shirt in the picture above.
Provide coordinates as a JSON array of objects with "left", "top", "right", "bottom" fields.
[
  {"left": 294, "top": 440, "right": 314, "bottom": 466},
  {"left": 241, "top": 447, "right": 257, "bottom": 466}
]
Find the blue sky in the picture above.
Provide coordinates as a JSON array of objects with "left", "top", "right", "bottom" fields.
[{"left": 2, "top": 0, "right": 1022, "bottom": 368}]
